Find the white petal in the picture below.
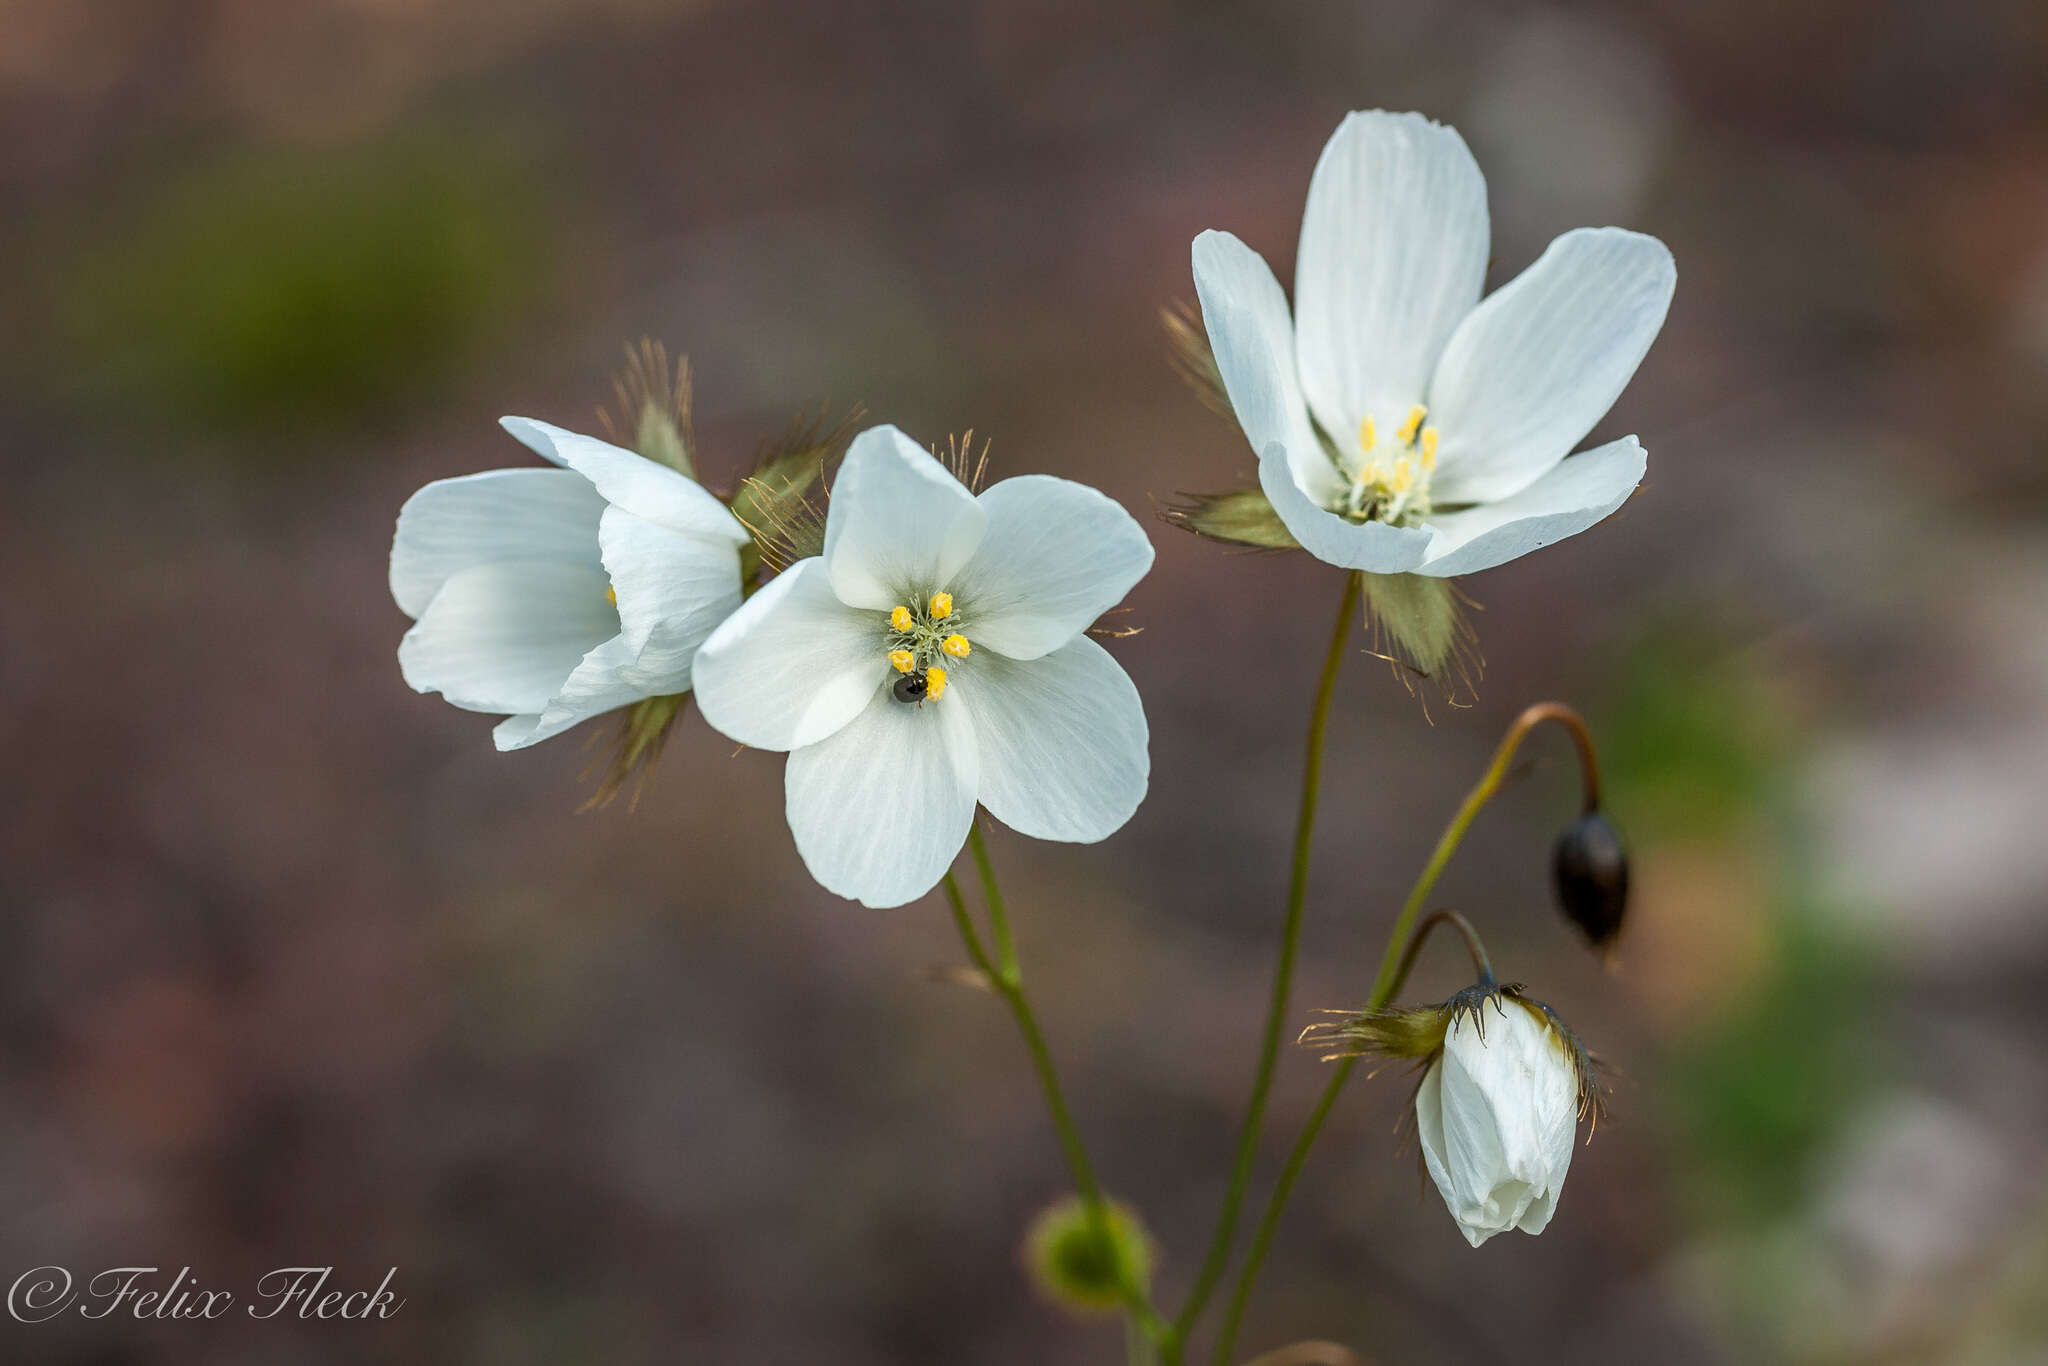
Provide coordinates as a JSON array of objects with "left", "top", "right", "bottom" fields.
[
  {"left": 492, "top": 635, "right": 645, "bottom": 751},
  {"left": 500, "top": 417, "right": 751, "bottom": 545},
  {"left": 389, "top": 468, "right": 604, "bottom": 619},
  {"left": 1426, "top": 227, "right": 1675, "bottom": 504},
  {"left": 1413, "top": 436, "right": 1646, "bottom": 577},
  {"left": 1191, "top": 230, "right": 1338, "bottom": 503},
  {"left": 963, "top": 636, "right": 1147, "bottom": 843},
  {"left": 1258, "top": 445, "right": 1432, "bottom": 573},
  {"left": 952, "top": 476, "right": 1155, "bottom": 661},
  {"left": 784, "top": 683, "right": 979, "bottom": 908},
  {"left": 598, "top": 506, "right": 745, "bottom": 692},
  {"left": 823, "top": 425, "right": 987, "bottom": 610},
  {"left": 1293, "top": 111, "right": 1489, "bottom": 443},
  {"left": 1414, "top": 1060, "right": 1493, "bottom": 1249},
  {"left": 692, "top": 559, "right": 888, "bottom": 753},
  {"left": 1433, "top": 1018, "right": 1521, "bottom": 1241},
  {"left": 398, "top": 561, "right": 618, "bottom": 716}
]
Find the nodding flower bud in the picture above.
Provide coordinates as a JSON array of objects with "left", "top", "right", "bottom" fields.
[{"left": 1553, "top": 810, "right": 1629, "bottom": 950}]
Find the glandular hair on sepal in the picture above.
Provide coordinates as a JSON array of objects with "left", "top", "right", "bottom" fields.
[
  {"left": 1302, "top": 983, "right": 1605, "bottom": 1124},
  {"left": 729, "top": 402, "right": 863, "bottom": 585},
  {"left": 597, "top": 338, "right": 696, "bottom": 480},
  {"left": 582, "top": 691, "right": 691, "bottom": 811},
  {"left": 1357, "top": 571, "right": 1480, "bottom": 707},
  {"left": 1156, "top": 487, "right": 1301, "bottom": 550},
  {"left": 1162, "top": 300, "right": 1234, "bottom": 419}
]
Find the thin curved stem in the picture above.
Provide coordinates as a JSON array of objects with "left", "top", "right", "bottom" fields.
[
  {"left": 1383, "top": 908, "right": 1494, "bottom": 996},
  {"left": 1175, "top": 570, "right": 1363, "bottom": 1352},
  {"left": 1208, "top": 700, "right": 1599, "bottom": 1365},
  {"left": 952, "top": 828, "right": 1171, "bottom": 1350}
]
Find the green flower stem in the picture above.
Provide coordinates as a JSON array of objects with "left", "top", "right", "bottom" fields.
[
  {"left": 945, "top": 830, "right": 1171, "bottom": 1353},
  {"left": 1208, "top": 701, "right": 1594, "bottom": 1366},
  {"left": 1174, "top": 570, "right": 1363, "bottom": 1356}
]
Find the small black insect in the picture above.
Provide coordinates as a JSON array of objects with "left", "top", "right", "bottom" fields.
[{"left": 891, "top": 669, "right": 929, "bottom": 704}]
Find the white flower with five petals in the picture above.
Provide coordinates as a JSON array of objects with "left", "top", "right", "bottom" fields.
[
  {"left": 391, "top": 418, "right": 749, "bottom": 749},
  {"left": 692, "top": 425, "right": 1153, "bottom": 909},
  {"left": 1193, "top": 110, "right": 1675, "bottom": 576}
]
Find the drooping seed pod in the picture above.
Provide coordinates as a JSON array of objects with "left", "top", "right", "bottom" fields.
[{"left": 1552, "top": 809, "right": 1629, "bottom": 950}]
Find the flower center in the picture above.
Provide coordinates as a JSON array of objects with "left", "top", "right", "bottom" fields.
[
  {"left": 1340, "top": 403, "right": 1439, "bottom": 526},
  {"left": 884, "top": 589, "right": 970, "bottom": 702}
]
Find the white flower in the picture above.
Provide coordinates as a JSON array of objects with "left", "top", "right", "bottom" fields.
[
  {"left": 1192, "top": 109, "right": 1675, "bottom": 576},
  {"left": 1416, "top": 996, "right": 1583, "bottom": 1248},
  {"left": 692, "top": 425, "right": 1154, "bottom": 909},
  {"left": 391, "top": 418, "right": 749, "bottom": 749}
]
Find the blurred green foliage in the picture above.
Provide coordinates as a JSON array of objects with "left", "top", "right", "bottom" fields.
[
  {"left": 48, "top": 130, "right": 551, "bottom": 440},
  {"left": 1604, "top": 617, "right": 1881, "bottom": 1229}
]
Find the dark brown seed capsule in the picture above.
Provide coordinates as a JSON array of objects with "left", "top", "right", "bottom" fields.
[
  {"left": 892, "top": 670, "right": 929, "bottom": 704},
  {"left": 1552, "top": 810, "right": 1629, "bottom": 949}
]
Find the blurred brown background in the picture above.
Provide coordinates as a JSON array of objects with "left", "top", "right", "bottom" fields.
[{"left": 5, "top": 0, "right": 2047, "bottom": 1362}]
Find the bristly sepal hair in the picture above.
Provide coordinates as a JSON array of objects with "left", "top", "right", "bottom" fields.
[
  {"left": 1156, "top": 487, "right": 1302, "bottom": 550},
  {"left": 597, "top": 338, "right": 696, "bottom": 480},
  {"left": 1162, "top": 300, "right": 1233, "bottom": 418},
  {"left": 1300, "top": 981, "right": 1605, "bottom": 1125},
  {"left": 730, "top": 401, "right": 864, "bottom": 584},
  {"left": 1357, "top": 571, "right": 1482, "bottom": 709},
  {"left": 582, "top": 691, "right": 692, "bottom": 811}
]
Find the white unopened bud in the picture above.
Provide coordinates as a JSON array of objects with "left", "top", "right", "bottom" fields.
[{"left": 1416, "top": 996, "right": 1584, "bottom": 1248}]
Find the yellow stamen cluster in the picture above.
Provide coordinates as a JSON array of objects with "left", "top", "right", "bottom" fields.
[
  {"left": 883, "top": 593, "right": 969, "bottom": 701},
  {"left": 1346, "top": 403, "right": 1441, "bottom": 523}
]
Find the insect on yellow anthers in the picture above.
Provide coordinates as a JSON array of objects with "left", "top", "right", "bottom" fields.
[
  {"left": 888, "top": 648, "right": 916, "bottom": 673},
  {"left": 1420, "top": 426, "right": 1440, "bottom": 470},
  {"left": 890, "top": 605, "right": 913, "bottom": 632},
  {"left": 1357, "top": 415, "right": 1377, "bottom": 454},
  {"left": 1396, "top": 404, "right": 1428, "bottom": 446},
  {"left": 941, "top": 634, "right": 971, "bottom": 659},
  {"left": 925, "top": 666, "right": 949, "bottom": 700},
  {"left": 928, "top": 591, "right": 953, "bottom": 620}
]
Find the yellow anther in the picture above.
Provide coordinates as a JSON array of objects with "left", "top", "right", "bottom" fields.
[
  {"left": 1420, "top": 426, "right": 1439, "bottom": 470},
  {"left": 888, "top": 649, "right": 916, "bottom": 674},
  {"left": 1357, "top": 415, "right": 1377, "bottom": 454},
  {"left": 605, "top": 585, "right": 618, "bottom": 607},
  {"left": 926, "top": 666, "right": 949, "bottom": 700},
  {"left": 1354, "top": 460, "right": 1383, "bottom": 488},
  {"left": 941, "top": 633, "right": 971, "bottom": 659},
  {"left": 1396, "top": 404, "right": 1427, "bottom": 445},
  {"left": 890, "top": 605, "right": 913, "bottom": 632},
  {"left": 928, "top": 591, "right": 953, "bottom": 620},
  {"left": 1391, "top": 457, "right": 1414, "bottom": 493}
]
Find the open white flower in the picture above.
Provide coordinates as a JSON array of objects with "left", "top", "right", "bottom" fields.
[
  {"left": 692, "top": 425, "right": 1153, "bottom": 908},
  {"left": 1193, "top": 109, "right": 1675, "bottom": 576},
  {"left": 392, "top": 418, "right": 749, "bottom": 749},
  {"left": 1417, "top": 996, "right": 1584, "bottom": 1248}
]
